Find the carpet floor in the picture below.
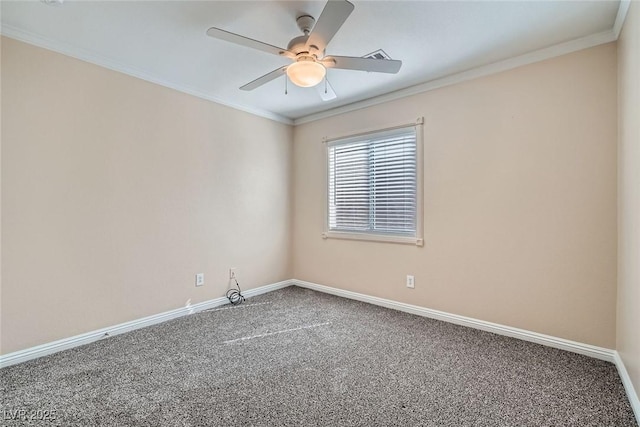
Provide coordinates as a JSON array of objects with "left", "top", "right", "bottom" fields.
[{"left": 1, "top": 286, "right": 637, "bottom": 426}]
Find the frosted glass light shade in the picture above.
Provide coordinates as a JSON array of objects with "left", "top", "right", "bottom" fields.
[{"left": 286, "top": 61, "right": 326, "bottom": 87}]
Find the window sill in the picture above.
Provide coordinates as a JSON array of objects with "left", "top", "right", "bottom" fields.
[{"left": 322, "top": 231, "right": 424, "bottom": 247}]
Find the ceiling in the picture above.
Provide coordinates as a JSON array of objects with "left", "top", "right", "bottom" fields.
[{"left": 1, "top": 1, "right": 623, "bottom": 123}]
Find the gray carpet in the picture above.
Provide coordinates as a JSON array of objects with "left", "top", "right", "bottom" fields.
[{"left": 1, "top": 286, "right": 637, "bottom": 426}]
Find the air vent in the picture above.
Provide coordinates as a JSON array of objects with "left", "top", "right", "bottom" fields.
[{"left": 363, "top": 49, "right": 392, "bottom": 60}]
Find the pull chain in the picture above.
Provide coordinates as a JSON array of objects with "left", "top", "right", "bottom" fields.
[
  {"left": 285, "top": 76, "right": 288, "bottom": 95},
  {"left": 324, "top": 75, "right": 328, "bottom": 94}
]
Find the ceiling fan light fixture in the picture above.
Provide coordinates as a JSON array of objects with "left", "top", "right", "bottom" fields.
[{"left": 286, "top": 59, "right": 326, "bottom": 88}]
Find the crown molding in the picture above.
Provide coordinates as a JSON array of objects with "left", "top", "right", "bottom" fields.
[
  {"left": 294, "top": 28, "right": 616, "bottom": 125},
  {"left": 0, "top": 24, "right": 293, "bottom": 126},
  {"left": 614, "top": 0, "right": 631, "bottom": 39},
  {"left": 1, "top": 0, "right": 629, "bottom": 128}
]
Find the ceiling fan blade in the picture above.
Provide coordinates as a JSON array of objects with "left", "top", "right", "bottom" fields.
[
  {"left": 306, "top": 0, "right": 354, "bottom": 52},
  {"left": 240, "top": 66, "right": 288, "bottom": 91},
  {"left": 207, "top": 27, "right": 294, "bottom": 58},
  {"left": 316, "top": 79, "right": 337, "bottom": 101},
  {"left": 322, "top": 56, "right": 402, "bottom": 74}
]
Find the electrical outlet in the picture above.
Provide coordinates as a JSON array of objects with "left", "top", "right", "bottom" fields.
[
  {"left": 195, "top": 273, "right": 204, "bottom": 287},
  {"left": 229, "top": 268, "right": 236, "bottom": 280},
  {"left": 406, "top": 275, "right": 415, "bottom": 289}
]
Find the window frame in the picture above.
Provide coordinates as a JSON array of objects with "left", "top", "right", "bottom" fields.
[{"left": 322, "top": 117, "right": 424, "bottom": 247}]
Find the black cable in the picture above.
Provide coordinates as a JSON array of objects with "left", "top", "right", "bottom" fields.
[{"left": 226, "top": 278, "right": 245, "bottom": 305}]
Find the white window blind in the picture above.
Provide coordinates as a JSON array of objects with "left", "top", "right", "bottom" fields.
[{"left": 328, "top": 126, "right": 417, "bottom": 237}]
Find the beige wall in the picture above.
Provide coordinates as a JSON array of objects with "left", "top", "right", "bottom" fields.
[
  {"left": 0, "top": 35, "right": 623, "bottom": 356},
  {"left": 0, "top": 37, "right": 292, "bottom": 354},
  {"left": 618, "top": 1, "right": 640, "bottom": 404},
  {"left": 292, "top": 43, "right": 618, "bottom": 348}
]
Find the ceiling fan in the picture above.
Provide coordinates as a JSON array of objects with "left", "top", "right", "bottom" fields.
[{"left": 206, "top": 0, "right": 402, "bottom": 101}]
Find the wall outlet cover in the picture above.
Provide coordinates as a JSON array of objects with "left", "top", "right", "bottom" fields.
[{"left": 406, "top": 275, "right": 415, "bottom": 288}]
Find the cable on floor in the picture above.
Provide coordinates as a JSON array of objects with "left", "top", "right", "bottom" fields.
[{"left": 226, "top": 278, "right": 245, "bottom": 305}]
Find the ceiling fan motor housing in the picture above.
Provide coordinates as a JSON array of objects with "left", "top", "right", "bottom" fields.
[
  {"left": 287, "top": 35, "right": 323, "bottom": 58},
  {"left": 290, "top": 15, "right": 324, "bottom": 57}
]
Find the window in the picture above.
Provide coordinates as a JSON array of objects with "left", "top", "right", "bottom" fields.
[{"left": 323, "top": 119, "right": 423, "bottom": 246}]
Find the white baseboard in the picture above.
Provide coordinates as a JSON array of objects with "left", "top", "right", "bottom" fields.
[
  {"left": 3, "top": 277, "right": 637, "bottom": 424},
  {"left": 0, "top": 279, "right": 293, "bottom": 368},
  {"left": 241, "top": 279, "right": 293, "bottom": 299},
  {"left": 291, "top": 279, "right": 616, "bottom": 362},
  {"left": 292, "top": 278, "right": 640, "bottom": 423},
  {"left": 614, "top": 351, "right": 640, "bottom": 423}
]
